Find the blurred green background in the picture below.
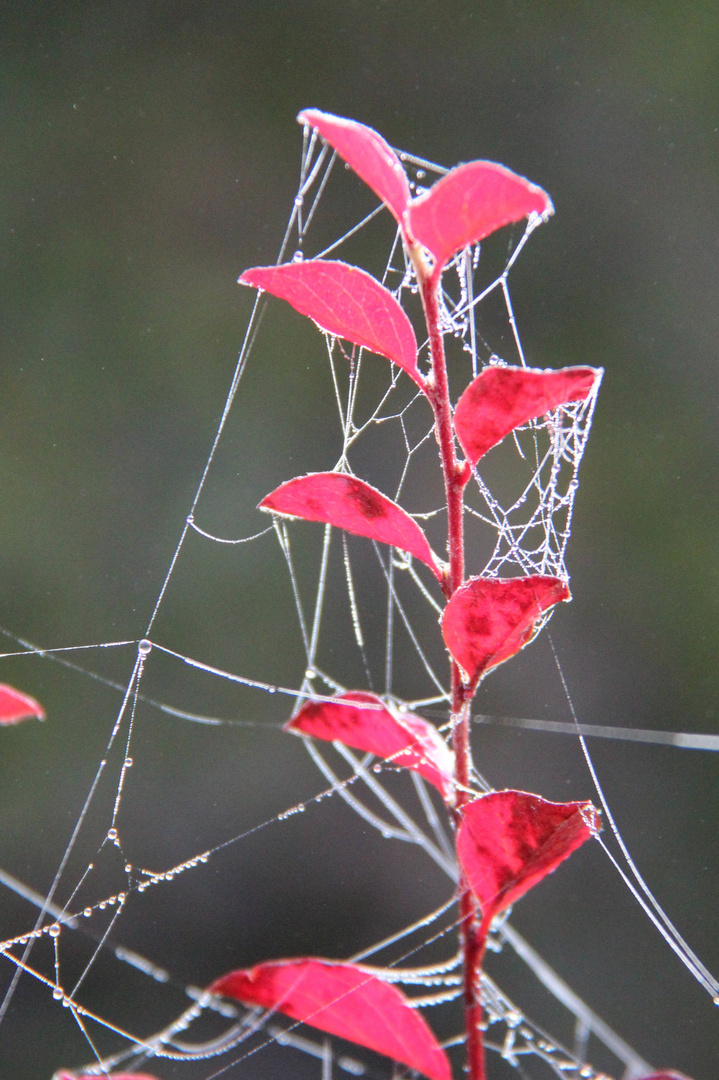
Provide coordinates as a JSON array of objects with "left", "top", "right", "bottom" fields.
[{"left": 0, "top": 2, "right": 717, "bottom": 1078}]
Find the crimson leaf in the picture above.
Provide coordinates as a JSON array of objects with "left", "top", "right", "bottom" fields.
[
  {"left": 0, "top": 684, "right": 45, "bottom": 726},
  {"left": 457, "top": 790, "right": 599, "bottom": 932},
  {"left": 636, "top": 1074, "right": 694, "bottom": 1080},
  {"left": 240, "top": 261, "right": 424, "bottom": 390},
  {"left": 259, "top": 473, "right": 443, "bottom": 580},
  {"left": 407, "top": 160, "right": 553, "bottom": 275},
  {"left": 298, "top": 109, "right": 412, "bottom": 226},
  {"left": 441, "top": 575, "right": 570, "bottom": 688},
  {"left": 287, "top": 691, "right": 455, "bottom": 802},
  {"left": 211, "top": 958, "right": 451, "bottom": 1080},
  {"left": 454, "top": 364, "right": 601, "bottom": 466}
]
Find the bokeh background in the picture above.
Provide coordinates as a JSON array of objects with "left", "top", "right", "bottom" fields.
[{"left": 0, "top": 3, "right": 717, "bottom": 1078}]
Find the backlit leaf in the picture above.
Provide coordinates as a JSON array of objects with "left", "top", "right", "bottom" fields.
[
  {"left": 454, "top": 365, "right": 601, "bottom": 466},
  {"left": 259, "top": 473, "right": 443, "bottom": 581},
  {"left": 287, "top": 691, "right": 455, "bottom": 802},
  {"left": 636, "top": 1074, "right": 694, "bottom": 1080},
  {"left": 211, "top": 958, "right": 451, "bottom": 1080},
  {"left": 0, "top": 684, "right": 45, "bottom": 726},
  {"left": 457, "top": 790, "right": 599, "bottom": 931},
  {"left": 441, "top": 576, "right": 569, "bottom": 687},
  {"left": 239, "top": 260, "right": 423, "bottom": 390},
  {"left": 407, "top": 160, "right": 553, "bottom": 274},
  {"left": 298, "top": 109, "right": 412, "bottom": 226}
]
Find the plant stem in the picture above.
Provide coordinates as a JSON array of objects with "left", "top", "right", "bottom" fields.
[{"left": 414, "top": 252, "right": 485, "bottom": 1080}]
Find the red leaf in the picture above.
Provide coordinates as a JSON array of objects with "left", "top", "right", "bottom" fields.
[
  {"left": 259, "top": 473, "right": 443, "bottom": 581},
  {"left": 239, "top": 260, "right": 424, "bottom": 390},
  {"left": 441, "top": 576, "right": 570, "bottom": 687},
  {"left": 287, "top": 691, "right": 455, "bottom": 802},
  {"left": 454, "top": 365, "right": 601, "bottom": 466},
  {"left": 0, "top": 684, "right": 45, "bottom": 726},
  {"left": 298, "top": 109, "right": 412, "bottom": 226},
  {"left": 407, "top": 160, "right": 553, "bottom": 274},
  {"left": 211, "top": 958, "right": 451, "bottom": 1080},
  {"left": 457, "top": 791, "right": 599, "bottom": 930},
  {"left": 636, "top": 1074, "right": 694, "bottom": 1080}
]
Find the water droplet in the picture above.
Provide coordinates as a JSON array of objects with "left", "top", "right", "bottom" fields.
[
  {"left": 83, "top": 907, "right": 92, "bottom": 918},
  {"left": 62, "top": 997, "right": 71, "bottom": 1007},
  {"left": 372, "top": 764, "right": 382, "bottom": 773},
  {"left": 294, "top": 195, "right": 304, "bottom": 207},
  {"left": 107, "top": 827, "right": 118, "bottom": 841},
  {"left": 297, "top": 803, "right": 305, "bottom": 813},
  {"left": 416, "top": 169, "right": 426, "bottom": 179},
  {"left": 124, "top": 757, "right": 133, "bottom": 768},
  {"left": 124, "top": 864, "right": 132, "bottom": 873},
  {"left": 267, "top": 685, "right": 277, "bottom": 694},
  {"left": 99, "top": 901, "right": 107, "bottom": 910},
  {"left": 48, "top": 923, "right": 61, "bottom": 938},
  {"left": 186, "top": 513, "right": 194, "bottom": 524},
  {"left": 304, "top": 668, "right": 316, "bottom": 680},
  {"left": 117, "top": 892, "right": 127, "bottom": 903},
  {"left": 53, "top": 988, "right": 63, "bottom": 1001},
  {"left": 138, "top": 639, "right": 152, "bottom": 656},
  {"left": 292, "top": 250, "right": 304, "bottom": 263},
  {"left": 199, "top": 854, "right": 209, "bottom": 863}
]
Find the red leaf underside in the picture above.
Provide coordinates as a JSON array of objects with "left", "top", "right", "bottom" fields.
[
  {"left": 441, "top": 575, "right": 570, "bottom": 687},
  {"left": 298, "top": 109, "right": 412, "bottom": 226},
  {"left": 637, "top": 1074, "right": 695, "bottom": 1080},
  {"left": 259, "top": 473, "right": 442, "bottom": 580},
  {"left": 211, "top": 959, "right": 451, "bottom": 1080},
  {"left": 457, "top": 791, "right": 599, "bottom": 930},
  {"left": 287, "top": 691, "right": 455, "bottom": 802},
  {"left": 408, "top": 160, "right": 552, "bottom": 274},
  {"left": 0, "top": 684, "right": 45, "bottom": 725},
  {"left": 239, "top": 261, "right": 423, "bottom": 390},
  {"left": 454, "top": 365, "right": 600, "bottom": 466}
]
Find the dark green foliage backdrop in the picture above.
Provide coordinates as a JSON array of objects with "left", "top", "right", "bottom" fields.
[{"left": 0, "top": 3, "right": 716, "bottom": 1078}]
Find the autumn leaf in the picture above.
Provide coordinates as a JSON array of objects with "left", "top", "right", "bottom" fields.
[
  {"left": 259, "top": 472, "right": 443, "bottom": 581},
  {"left": 240, "top": 260, "right": 424, "bottom": 390},
  {"left": 287, "top": 691, "right": 455, "bottom": 802},
  {"left": 454, "top": 364, "right": 601, "bottom": 466},
  {"left": 211, "top": 958, "right": 451, "bottom": 1080},
  {"left": 441, "top": 575, "right": 569, "bottom": 688},
  {"left": 457, "top": 790, "right": 599, "bottom": 932},
  {"left": 0, "top": 684, "right": 45, "bottom": 726}
]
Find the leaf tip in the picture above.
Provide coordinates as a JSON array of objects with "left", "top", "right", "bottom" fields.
[{"left": 0, "top": 684, "right": 45, "bottom": 726}]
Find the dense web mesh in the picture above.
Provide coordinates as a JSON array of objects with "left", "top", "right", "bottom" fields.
[{"left": 0, "top": 125, "right": 715, "bottom": 1080}]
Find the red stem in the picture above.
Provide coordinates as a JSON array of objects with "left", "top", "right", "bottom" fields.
[{"left": 413, "top": 252, "right": 485, "bottom": 1080}]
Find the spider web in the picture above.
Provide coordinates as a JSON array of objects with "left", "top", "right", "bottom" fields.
[{"left": 0, "top": 127, "right": 715, "bottom": 1080}]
